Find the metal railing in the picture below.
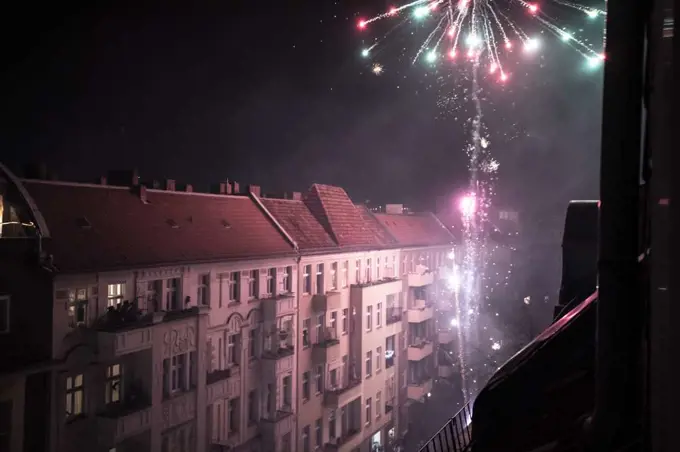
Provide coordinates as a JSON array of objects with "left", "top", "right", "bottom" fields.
[{"left": 418, "top": 402, "right": 473, "bottom": 452}]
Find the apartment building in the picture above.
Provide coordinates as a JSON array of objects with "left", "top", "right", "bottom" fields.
[{"left": 0, "top": 165, "right": 454, "bottom": 452}]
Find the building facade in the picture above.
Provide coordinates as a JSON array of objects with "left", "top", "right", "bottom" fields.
[{"left": 0, "top": 166, "right": 455, "bottom": 452}]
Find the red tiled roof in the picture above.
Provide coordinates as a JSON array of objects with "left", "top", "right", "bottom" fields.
[
  {"left": 373, "top": 212, "right": 455, "bottom": 247},
  {"left": 355, "top": 206, "right": 398, "bottom": 247},
  {"left": 23, "top": 180, "right": 295, "bottom": 272},
  {"left": 260, "top": 198, "right": 336, "bottom": 251},
  {"left": 303, "top": 184, "right": 384, "bottom": 248}
]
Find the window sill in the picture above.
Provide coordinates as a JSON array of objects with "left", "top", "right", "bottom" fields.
[
  {"left": 227, "top": 301, "right": 240, "bottom": 307},
  {"left": 65, "top": 413, "right": 87, "bottom": 424}
]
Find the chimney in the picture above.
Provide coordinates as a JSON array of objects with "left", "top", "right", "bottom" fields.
[
  {"left": 165, "top": 179, "right": 176, "bottom": 191},
  {"left": 185, "top": 184, "right": 193, "bottom": 193},
  {"left": 99, "top": 176, "right": 107, "bottom": 186},
  {"left": 231, "top": 182, "right": 240, "bottom": 194},
  {"left": 134, "top": 185, "right": 148, "bottom": 203},
  {"left": 107, "top": 169, "right": 140, "bottom": 187},
  {"left": 151, "top": 180, "right": 161, "bottom": 189},
  {"left": 292, "top": 192, "right": 302, "bottom": 201},
  {"left": 248, "top": 185, "right": 261, "bottom": 197}
]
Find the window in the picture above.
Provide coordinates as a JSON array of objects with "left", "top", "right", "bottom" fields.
[
  {"left": 316, "top": 263, "right": 324, "bottom": 294},
  {"left": 402, "top": 257, "right": 407, "bottom": 275},
  {"left": 197, "top": 274, "right": 210, "bottom": 305},
  {"left": 249, "top": 327, "right": 259, "bottom": 359},
  {"left": 229, "top": 271, "right": 240, "bottom": 302},
  {"left": 303, "top": 265, "right": 312, "bottom": 294},
  {"left": 302, "top": 425, "right": 310, "bottom": 452},
  {"left": 330, "top": 262, "right": 338, "bottom": 290},
  {"left": 227, "top": 333, "right": 240, "bottom": 365},
  {"left": 330, "top": 311, "right": 337, "bottom": 334},
  {"left": 248, "top": 390, "right": 258, "bottom": 424},
  {"left": 329, "top": 410, "right": 336, "bottom": 439},
  {"left": 330, "top": 368, "right": 338, "bottom": 388},
  {"left": 376, "top": 347, "right": 382, "bottom": 372},
  {"left": 376, "top": 302, "right": 382, "bottom": 328},
  {"left": 282, "top": 266, "right": 292, "bottom": 293},
  {"left": 315, "top": 314, "right": 324, "bottom": 343},
  {"left": 67, "top": 289, "right": 87, "bottom": 328},
  {"left": 315, "top": 365, "right": 323, "bottom": 393},
  {"left": 302, "top": 318, "right": 310, "bottom": 348},
  {"left": 105, "top": 364, "right": 122, "bottom": 404},
  {"left": 0, "top": 295, "right": 7, "bottom": 333},
  {"left": 365, "top": 397, "right": 372, "bottom": 425},
  {"left": 315, "top": 418, "right": 323, "bottom": 448},
  {"left": 355, "top": 259, "right": 361, "bottom": 284},
  {"left": 392, "top": 256, "right": 396, "bottom": 277},
  {"left": 228, "top": 397, "right": 239, "bottom": 433},
  {"left": 365, "top": 351, "right": 372, "bottom": 377},
  {"left": 366, "top": 306, "right": 372, "bottom": 331},
  {"left": 266, "top": 268, "right": 276, "bottom": 296},
  {"left": 342, "top": 309, "right": 348, "bottom": 334},
  {"left": 283, "top": 376, "right": 292, "bottom": 408},
  {"left": 365, "top": 259, "right": 372, "bottom": 282},
  {"left": 282, "top": 433, "right": 291, "bottom": 452},
  {"left": 248, "top": 270, "right": 259, "bottom": 299},
  {"left": 302, "top": 371, "right": 310, "bottom": 400},
  {"left": 385, "top": 257, "right": 390, "bottom": 277},
  {"left": 376, "top": 391, "right": 382, "bottom": 419},
  {"left": 376, "top": 257, "right": 381, "bottom": 279},
  {"left": 165, "top": 278, "right": 179, "bottom": 310},
  {"left": 386, "top": 336, "right": 395, "bottom": 369},
  {"left": 65, "top": 374, "right": 84, "bottom": 418},
  {"left": 107, "top": 283, "right": 125, "bottom": 307}
]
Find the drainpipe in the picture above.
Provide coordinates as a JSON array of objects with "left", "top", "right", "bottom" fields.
[{"left": 587, "top": 0, "right": 647, "bottom": 448}]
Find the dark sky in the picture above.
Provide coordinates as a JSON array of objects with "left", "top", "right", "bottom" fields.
[{"left": 0, "top": 0, "right": 602, "bottom": 210}]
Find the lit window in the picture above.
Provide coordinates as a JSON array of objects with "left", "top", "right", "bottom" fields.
[
  {"left": 65, "top": 374, "right": 84, "bottom": 418},
  {"left": 266, "top": 268, "right": 276, "bottom": 296},
  {"left": 67, "top": 289, "right": 87, "bottom": 328},
  {"left": 105, "top": 364, "right": 122, "bottom": 404},
  {"left": 107, "top": 283, "right": 125, "bottom": 307},
  {"left": 197, "top": 274, "right": 210, "bottom": 305}
]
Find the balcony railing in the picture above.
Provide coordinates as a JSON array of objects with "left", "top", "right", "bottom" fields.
[
  {"left": 312, "top": 329, "right": 341, "bottom": 364},
  {"left": 386, "top": 306, "right": 402, "bottom": 325},
  {"left": 418, "top": 402, "right": 473, "bottom": 452}
]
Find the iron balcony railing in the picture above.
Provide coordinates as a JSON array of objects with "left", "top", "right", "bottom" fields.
[{"left": 418, "top": 402, "right": 473, "bottom": 452}]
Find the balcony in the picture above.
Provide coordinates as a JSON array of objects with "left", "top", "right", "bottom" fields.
[
  {"left": 312, "top": 329, "right": 341, "bottom": 365},
  {"left": 408, "top": 300, "right": 434, "bottom": 323},
  {"left": 262, "top": 294, "right": 296, "bottom": 322},
  {"left": 96, "top": 394, "right": 152, "bottom": 444},
  {"left": 324, "top": 428, "right": 361, "bottom": 451},
  {"left": 438, "top": 365, "right": 454, "bottom": 378},
  {"left": 206, "top": 367, "right": 241, "bottom": 405},
  {"left": 161, "top": 390, "right": 197, "bottom": 430},
  {"left": 312, "top": 291, "right": 341, "bottom": 312},
  {"left": 386, "top": 306, "right": 403, "bottom": 325},
  {"left": 262, "top": 346, "right": 295, "bottom": 377},
  {"left": 260, "top": 409, "right": 295, "bottom": 450},
  {"left": 407, "top": 340, "right": 434, "bottom": 361},
  {"left": 407, "top": 377, "right": 433, "bottom": 401},
  {"left": 323, "top": 379, "right": 362, "bottom": 409},
  {"left": 438, "top": 329, "right": 455, "bottom": 344},
  {"left": 350, "top": 277, "right": 402, "bottom": 301},
  {"left": 418, "top": 402, "right": 472, "bottom": 452},
  {"left": 408, "top": 271, "right": 435, "bottom": 288}
]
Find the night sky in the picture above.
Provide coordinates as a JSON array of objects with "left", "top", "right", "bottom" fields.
[{"left": 1, "top": 0, "right": 602, "bottom": 211}]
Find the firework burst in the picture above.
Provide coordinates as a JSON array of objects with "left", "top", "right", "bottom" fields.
[{"left": 356, "top": 0, "right": 605, "bottom": 401}]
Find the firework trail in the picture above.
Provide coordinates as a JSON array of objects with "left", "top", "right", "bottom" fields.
[{"left": 356, "top": 0, "right": 606, "bottom": 401}]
